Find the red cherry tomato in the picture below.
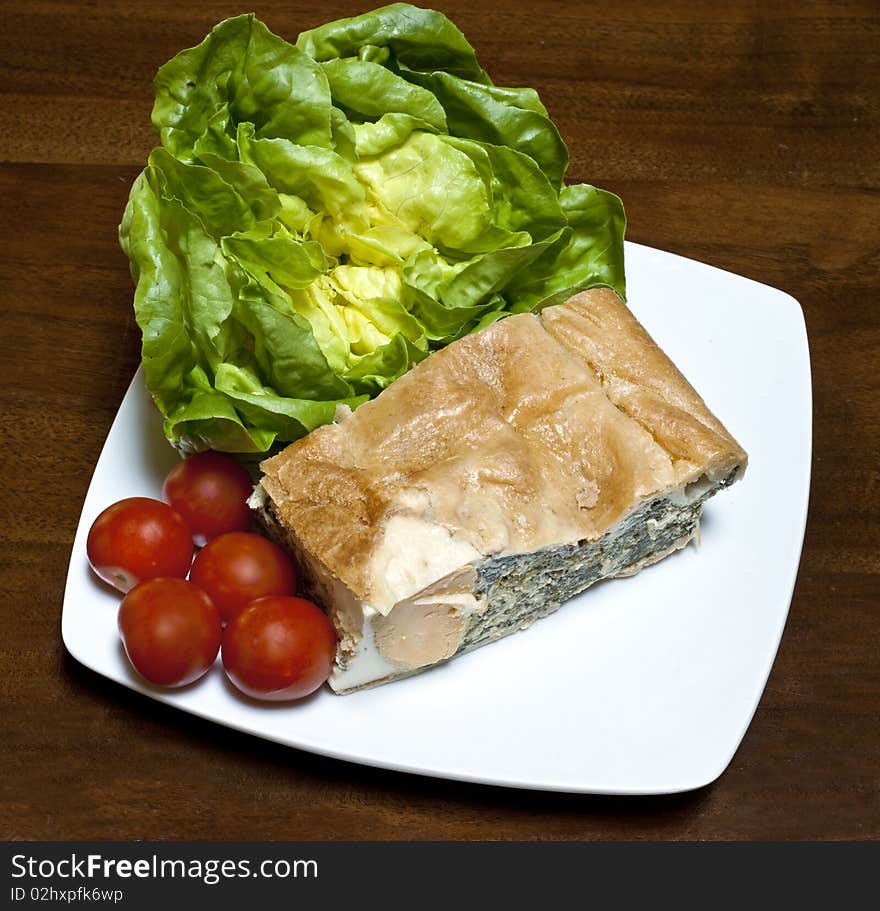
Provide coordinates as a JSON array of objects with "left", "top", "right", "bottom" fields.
[
  {"left": 189, "top": 532, "right": 297, "bottom": 625},
  {"left": 87, "top": 497, "right": 193, "bottom": 593},
  {"left": 162, "top": 451, "right": 254, "bottom": 546},
  {"left": 118, "top": 578, "right": 221, "bottom": 687},
  {"left": 222, "top": 596, "right": 337, "bottom": 701}
]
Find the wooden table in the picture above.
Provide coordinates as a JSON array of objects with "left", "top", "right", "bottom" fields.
[{"left": 2, "top": 0, "right": 877, "bottom": 840}]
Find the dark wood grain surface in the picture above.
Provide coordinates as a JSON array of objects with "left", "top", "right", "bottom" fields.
[{"left": 1, "top": 0, "right": 878, "bottom": 840}]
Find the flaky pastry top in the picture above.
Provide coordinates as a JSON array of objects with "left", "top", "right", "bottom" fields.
[{"left": 259, "top": 288, "right": 747, "bottom": 606}]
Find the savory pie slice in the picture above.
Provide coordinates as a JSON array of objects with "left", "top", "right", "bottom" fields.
[{"left": 251, "top": 288, "right": 747, "bottom": 692}]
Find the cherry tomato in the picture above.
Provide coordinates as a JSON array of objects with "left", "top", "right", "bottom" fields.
[
  {"left": 189, "top": 532, "right": 298, "bottom": 625},
  {"left": 118, "top": 578, "right": 221, "bottom": 687},
  {"left": 222, "top": 596, "right": 337, "bottom": 700},
  {"left": 162, "top": 451, "right": 254, "bottom": 546},
  {"left": 87, "top": 497, "right": 193, "bottom": 593}
]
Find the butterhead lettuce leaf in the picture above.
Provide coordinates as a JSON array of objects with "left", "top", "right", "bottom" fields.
[{"left": 122, "top": 3, "right": 626, "bottom": 454}]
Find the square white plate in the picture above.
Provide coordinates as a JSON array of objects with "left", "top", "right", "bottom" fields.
[{"left": 62, "top": 241, "right": 811, "bottom": 795}]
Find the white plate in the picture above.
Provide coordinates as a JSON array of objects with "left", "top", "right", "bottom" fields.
[{"left": 62, "top": 241, "right": 811, "bottom": 795}]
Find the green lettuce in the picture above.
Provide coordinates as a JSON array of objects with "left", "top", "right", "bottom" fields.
[{"left": 121, "top": 4, "right": 626, "bottom": 454}]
